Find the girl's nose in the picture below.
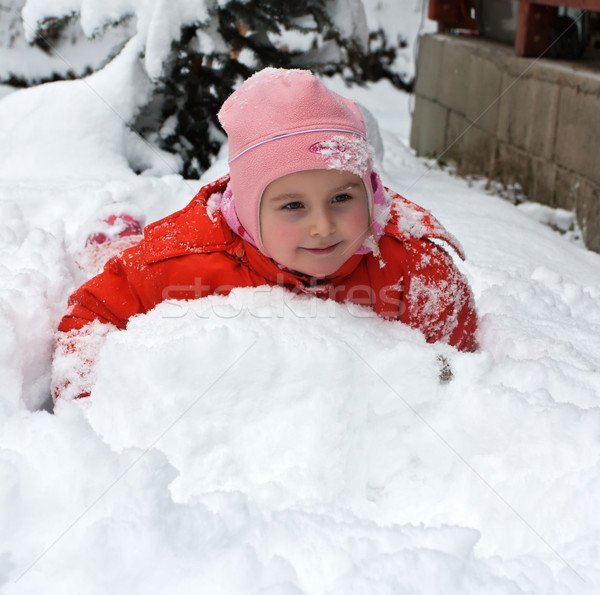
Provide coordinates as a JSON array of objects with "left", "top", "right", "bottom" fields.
[{"left": 309, "top": 209, "right": 336, "bottom": 237}]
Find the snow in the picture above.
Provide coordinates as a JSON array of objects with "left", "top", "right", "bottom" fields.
[
  {"left": 363, "top": 0, "right": 436, "bottom": 80},
  {"left": 6, "top": 0, "right": 212, "bottom": 83},
  {"left": 2, "top": 1, "right": 600, "bottom": 593},
  {"left": 0, "top": 36, "right": 149, "bottom": 181}
]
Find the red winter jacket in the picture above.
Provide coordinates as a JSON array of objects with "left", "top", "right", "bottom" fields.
[{"left": 55, "top": 175, "right": 477, "bottom": 399}]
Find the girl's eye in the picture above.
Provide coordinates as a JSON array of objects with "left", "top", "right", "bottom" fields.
[
  {"left": 282, "top": 201, "right": 303, "bottom": 210},
  {"left": 332, "top": 193, "right": 352, "bottom": 204}
]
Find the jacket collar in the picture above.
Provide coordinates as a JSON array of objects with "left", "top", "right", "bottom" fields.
[
  {"left": 142, "top": 175, "right": 238, "bottom": 264},
  {"left": 242, "top": 241, "right": 364, "bottom": 290},
  {"left": 141, "top": 174, "right": 463, "bottom": 275}
]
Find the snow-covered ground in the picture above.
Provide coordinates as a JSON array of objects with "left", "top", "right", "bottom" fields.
[{"left": 2, "top": 1, "right": 600, "bottom": 594}]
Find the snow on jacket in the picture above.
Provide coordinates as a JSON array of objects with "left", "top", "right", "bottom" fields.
[{"left": 53, "top": 175, "right": 477, "bottom": 399}]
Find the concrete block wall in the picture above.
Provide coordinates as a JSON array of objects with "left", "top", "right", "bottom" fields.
[{"left": 410, "top": 34, "right": 600, "bottom": 253}]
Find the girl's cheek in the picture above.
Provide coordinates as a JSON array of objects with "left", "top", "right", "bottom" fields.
[
  {"left": 277, "top": 224, "right": 298, "bottom": 241},
  {"left": 266, "top": 218, "right": 292, "bottom": 239}
]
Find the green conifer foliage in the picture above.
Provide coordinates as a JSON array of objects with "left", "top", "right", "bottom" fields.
[
  {"left": 9, "top": 0, "right": 409, "bottom": 179},
  {"left": 147, "top": 0, "right": 408, "bottom": 178}
]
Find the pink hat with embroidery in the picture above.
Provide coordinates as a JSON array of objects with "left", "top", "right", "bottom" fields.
[{"left": 217, "top": 67, "right": 390, "bottom": 255}]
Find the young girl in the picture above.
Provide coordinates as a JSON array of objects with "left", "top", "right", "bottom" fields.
[{"left": 53, "top": 68, "right": 477, "bottom": 400}]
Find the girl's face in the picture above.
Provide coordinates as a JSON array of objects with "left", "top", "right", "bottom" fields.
[{"left": 259, "top": 169, "right": 370, "bottom": 278}]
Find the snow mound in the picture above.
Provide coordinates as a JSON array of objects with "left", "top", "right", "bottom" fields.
[
  {"left": 0, "top": 37, "right": 180, "bottom": 181},
  {"left": 0, "top": 202, "right": 74, "bottom": 412},
  {"left": 86, "top": 288, "right": 438, "bottom": 504},
  {"left": 4, "top": 287, "right": 591, "bottom": 592},
  {"left": 1, "top": 287, "right": 598, "bottom": 592}
]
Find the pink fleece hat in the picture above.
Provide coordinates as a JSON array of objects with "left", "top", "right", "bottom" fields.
[{"left": 217, "top": 68, "right": 388, "bottom": 254}]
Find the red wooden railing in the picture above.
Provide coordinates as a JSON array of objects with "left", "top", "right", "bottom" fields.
[
  {"left": 516, "top": 0, "right": 600, "bottom": 56},
  {"left": 428, "top": 0, "right": 600, "bottom": 57}
]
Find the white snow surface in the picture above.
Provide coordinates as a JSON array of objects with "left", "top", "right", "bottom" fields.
[{"left": 2, "top": 1, "right": 600, "bottom": 593}]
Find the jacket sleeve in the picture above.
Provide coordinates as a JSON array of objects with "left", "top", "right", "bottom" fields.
[
  {"left": 58, "top": 243, "right": 159, "bottom": 333},
  {"left": 52, "top": 321, "right": 117, "bottom": 401},
  {"left": 53, "top": 243, "right": 161, "bottom": 400},
  {"left": 400, "top": 238, "right": 478, "bottom": 352}
]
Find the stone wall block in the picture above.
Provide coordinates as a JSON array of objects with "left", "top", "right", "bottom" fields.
[
  {"left": 438, "top": 41, "right": 472, "bottom": 115},
  {"left": 493, "top": 142, "right": 533, "bottom": 192},
  {"left": 544, "top": 60, "right": 600, "bottom": 93},
  {"left": 530, "top": 157, "right": 557, "bottom": 206},
  {"left": 497, "top": 74, "right": 559, "bottom": 159},
  {"left": 409, "top": 97, "right": 448, "bottom": 158},
  {"left": 492, "top": 147, "right": 556, "bottom": 209},
  {"left": 414, "top": 35, "right": 445, "bottom": 101},
  {"left": 555, "top": 86, "right": 600, "bottom": 186},
  {"left": 496, "top": 72, "right": 516, "bottom": 144},
  {"left": 446, "top": 113, "right": 496, "bottom": 175},
  {"left": 444, "top": 111, "right": 469, "bottom": 162},
  {"left": 466, "top": 55, "right": 502, "bottom": 134},
  {"left": 555, "top": 167, "right": 600, "bottom": 252}
]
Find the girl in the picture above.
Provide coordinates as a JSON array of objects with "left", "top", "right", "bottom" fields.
[{"left": 53, "top": 68, "right": 477, "bottom": 400}]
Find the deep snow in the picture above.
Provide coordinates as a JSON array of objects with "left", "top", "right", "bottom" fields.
[{"left": 2, "top": 1, "right": 600, "bottom": 593}]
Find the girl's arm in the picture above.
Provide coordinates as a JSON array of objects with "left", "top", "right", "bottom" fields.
[
  {"left": 59, "top": 244, "right": 156, "bottom": 334},
  {"left": 401, "top": 238, "right": 478, "bottom": 352},
  {"left": 52, "top": 244, "right": 159, "bottom": 400}
]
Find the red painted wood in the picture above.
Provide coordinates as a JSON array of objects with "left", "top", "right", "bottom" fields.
[
  {"left": 428, "top": 0, "right": 461, "bottom": 23},
  {"left": 428, "top": 0, "right": 598, "bottom": 57},
  {"left": 516, "top": 1, "right": 559, "bottom": 56},
  {"left": 522, "top": 0, "right": 600, "bottom": 8},
  {"left": 428, "top": 0, "right": 477, "bottom": 29}
]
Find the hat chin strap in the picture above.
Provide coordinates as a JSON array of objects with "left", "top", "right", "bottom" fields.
[{"left": 220, "top": 183, "right": 260, "bottom": 249}]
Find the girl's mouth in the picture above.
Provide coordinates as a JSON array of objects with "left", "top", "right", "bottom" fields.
[{"left": 302, "top": 242, "right": 340, "bottom": 255}]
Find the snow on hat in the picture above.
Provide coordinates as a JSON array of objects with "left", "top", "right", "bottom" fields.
[{"left": 217, "top": 67, "right": 390, "bottom": 255}]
